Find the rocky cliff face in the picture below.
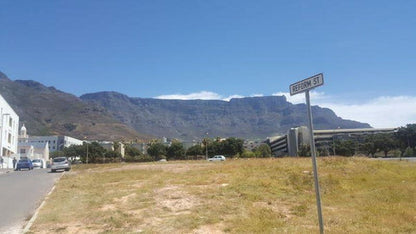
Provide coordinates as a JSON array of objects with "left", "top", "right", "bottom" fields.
[
  {"left": 0, "top": 71, "right": 371, "bottom": 141},
  {"left": 81, "top": 92, "right": 371, "bottom": 140},
  {"left": 0, "top": 75, "right": 144, "bottom": 141}
]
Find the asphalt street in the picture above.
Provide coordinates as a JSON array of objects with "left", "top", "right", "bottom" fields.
[{"left": 0, "top": 168, "right": 62, "bottom": 234}]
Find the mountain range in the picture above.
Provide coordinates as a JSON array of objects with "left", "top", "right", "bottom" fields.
[{"left": 0, "top": 71, "right": 371, "bottom": 141}]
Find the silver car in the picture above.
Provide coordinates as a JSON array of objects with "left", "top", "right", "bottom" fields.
[
  {"left": 208, "top": 155, "right": 226, "bottom": 161},
  {"left": 31, "top": 159, "right": 44, "bottom": 168},
  {"left": 51, "top": 157, "right": 71, "bottom": 172}
]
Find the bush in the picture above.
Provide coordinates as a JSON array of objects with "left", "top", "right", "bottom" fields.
[
  {"left": 124, "top": 154, "right": 154, "bottom": 162},
  {"left": 240, "top": 150, "right": 256, "bottom": 158},
  {"left": 253, "top": 144, "right": 272, "bottom": 158},
  {"left": 298, "top": 144, "right": 311, "bottom": 157},
  {"left": 404, "top": 147, "right": 414, "bottom": 157}
]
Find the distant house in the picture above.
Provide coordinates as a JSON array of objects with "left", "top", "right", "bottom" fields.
[
  {"left": 0, "top": 94, "right": 19, "bottom": 168},
  {"left": 18, "top": 124, "right": 49, "bottom": 161}
]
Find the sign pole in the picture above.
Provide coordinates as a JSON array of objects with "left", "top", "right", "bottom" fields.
[{"left": 305, "top": 90, "right": 324, "bottom": 234}]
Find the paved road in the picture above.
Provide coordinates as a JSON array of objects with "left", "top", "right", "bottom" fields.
[{"left": 0, "top": 169, "right": 62, "bottom": 234}]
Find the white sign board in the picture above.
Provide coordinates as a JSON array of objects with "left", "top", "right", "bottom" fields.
[{"left": 290, "top": 73, "right": 324, "bottom": 96}]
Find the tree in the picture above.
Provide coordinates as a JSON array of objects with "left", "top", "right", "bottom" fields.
[
  {"left": 374, "top": 133, "right": 397, "bottom": 157},
  {"left": 222, "top": 138, "right": 244, "bottom": 157},
  {"left": 362, "top": 135, "right": 377, "bottom": 157},
  {"left": 147, "top": 143, "right": 167, "bottom": 160},
  {"left": 84, "top": 142, "right": 106, "bottom": 163},
  {"left": 167, "top": 142, "right": 185, "bottom": 160},
  {"left": 125, "top": 145, "right": 142, "bottom": 157},
  {"left": 207, "top": 140, "right": 222, "bottom": 157},
  {"left": 360, "top": 141, "right": 377, "bottom": 157},
  {"left": 334, "top": 140, "right": 356, "bottom": 156},
  {"left": 254, "top": 144, "right": 272, "bottom": 158},
  {"left": 186, "top": 145, "right": 203, "bottom": 156},
  {"left": 403, "top": 147, "right": 414, "bottom": 157},
  {"left": 104, "top": 150, "right": 122, "bottom": 162},
  {"left": 396, "top": 124, "right": 416, "bottom": 155}
]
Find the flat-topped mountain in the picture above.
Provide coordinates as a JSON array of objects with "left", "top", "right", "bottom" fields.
[
  {"left": 0, "top": 71, "right": 370, "bottom": 141},
  {"left": 81, "top": 91, "right": 371, "bottom": 140}
]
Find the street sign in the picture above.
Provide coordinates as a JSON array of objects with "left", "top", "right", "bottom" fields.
[
  {"left": 290, "top": 73, "right": 324, "bottom": 96},
  {"left": 289, "top": 73, "right": 325, "bottom": 234}
]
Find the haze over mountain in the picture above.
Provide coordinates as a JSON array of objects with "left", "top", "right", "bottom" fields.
[{"left": 0, "top": 71, "right": 370, "bottom": 141}]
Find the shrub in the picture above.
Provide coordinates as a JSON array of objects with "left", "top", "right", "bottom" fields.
[
  {"left": 241, "top": 150, "right": 256, "bottom": 158},
  {"left": 404, "top": 147, "right": 414, "bottom": 157}
]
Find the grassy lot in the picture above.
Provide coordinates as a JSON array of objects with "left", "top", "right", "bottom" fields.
[{"left": 29, "top": 157, "right": 416, "bottom": 233}]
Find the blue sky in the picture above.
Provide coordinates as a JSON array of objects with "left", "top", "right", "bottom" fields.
[{"left": 1, "top": 0, "right": 415, "bottom": 128}]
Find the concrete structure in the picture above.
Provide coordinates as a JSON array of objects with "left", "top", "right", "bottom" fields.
[
  {"left": 20, "top": 135, "right": 83, "bottom": 152},
  {"left": 17, "top": 124, "right": 49, "bottom": 162},
  {"left": 0, "top": 94, "right": 19, "bottom": 168},
  {"left": 267, "top": 126, "right": 397, "bottom": 157}
]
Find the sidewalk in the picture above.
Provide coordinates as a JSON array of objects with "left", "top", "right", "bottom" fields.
[{"left": 0, "top": 168, "right": 14, "bottom": 174}]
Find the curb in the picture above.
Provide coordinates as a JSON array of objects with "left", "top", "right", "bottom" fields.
[
  {"left": 0, "top": 169, "right": 13, "bottom": 175},
  {"left": 23, "top": 172, "right": 65, "bottom": 233}
]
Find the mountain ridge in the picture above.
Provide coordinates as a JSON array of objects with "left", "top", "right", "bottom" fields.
[
  {"left": 0, "top": 71, "right": 371, "bottom": 141},
  {"left": 81, "top": 91, "right": 371, "bottom": 140},
  {"left": 0, "top": 73, "right": 146, "bottom": 140}
]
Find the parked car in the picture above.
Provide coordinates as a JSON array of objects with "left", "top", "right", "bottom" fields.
[
  {"left": 51, "top": 157, "right": 71, "bottom": 172},
  {"left": 31, "top": 159, "right": 44, "bottom": 168},
  {"left": 15, "top": 159, "right": 34, "bottom": 171},
  {"left": 208, "top": 155, "right": 226, "bottom": 161}
]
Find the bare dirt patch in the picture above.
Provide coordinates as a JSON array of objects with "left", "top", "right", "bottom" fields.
[{"left": 155, "top": 185, "right": 197, "bottom": 213}]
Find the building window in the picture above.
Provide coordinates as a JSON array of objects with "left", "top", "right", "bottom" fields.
[
  {"left": 9, "top": 118, "right": 12, "bottom": 127},
  {"left": 8, "top": 133, "right": 11, "bottom": 143},
  {"left": 20, "top": 149, "right": 26, "bottom": 154}
]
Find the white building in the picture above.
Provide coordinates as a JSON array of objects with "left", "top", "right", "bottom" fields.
[
  {"left": 0, "top": 94, "right": 19, "bottom": 168},
  {"left": 18, "top": 124, "right": 49, "bottom": 162},
  {"left": 20, "top": 135, "right": 83, "bottom": 152}
]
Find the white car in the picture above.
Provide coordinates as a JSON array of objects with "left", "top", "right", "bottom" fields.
[
  {"left": 51, "top": 157, "right": 71, "bottom": 172},
  {"left": 31, "top": 159, "right": 44, "bottom": 168},
  {"left": 208, "top": 155, "right": 226, "bottom": 161}
]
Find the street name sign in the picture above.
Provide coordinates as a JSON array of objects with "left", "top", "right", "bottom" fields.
[
  {"left": 289, "top": 73, "right": 325, "bottom": 234},
  {"left": 290, "top": 73, "right": 324, "bottom": 96}
]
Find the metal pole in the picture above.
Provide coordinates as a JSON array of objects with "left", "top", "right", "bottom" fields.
[
  {"left": 205, "top": 132, "right": 208, "bottom": 160},
  {"left": 305, "top": 90, "right": 324, "bottom": 234},
  {"left": 205, "top": 139, "right": 208, "bottom": 160},
  {"left": 86, "top": 143, "right": 89, "bottom": 164}
]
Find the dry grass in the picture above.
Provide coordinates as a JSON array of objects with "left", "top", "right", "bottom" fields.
[{"left": 28, "top": 157, "right": 416, "bottom": 233}]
